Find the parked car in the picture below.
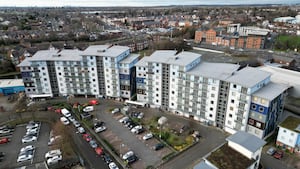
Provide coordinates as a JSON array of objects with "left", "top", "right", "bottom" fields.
[
  {"left": 126, "top": 154, "right": 138, "bottom": 164},
  {"left": 109, "top": 162, "right": 119, "bottom": 169},
  {"left": 0, "top": 138, "right": 10, "bottom": 144},
  {"left": 83, "top": 133, "right": 92, "bottom": 142},
  {"left": 267, "top": 147, "right": 276, "bottom": 156},
  {"left": 89, "top": 99, "right": 99, "bottom": 105},
  {"left": 77, "top": 127, "right": 86, "bottom": 134},
  {"left": 95, "top": 147, "right": 103, "bottom": 156},
  {"left": 61, "top": 108, "right": 71, "bottom": 117},
  {"left": 153, "top": 143, "right": 164, "bottom": 151},
  {"left": 48, "top": 135, "right": 62, "bottom": 146},
  {"left": 68, "top": 116, "right": 76, "bottom": 122},
  {"left": 45, "top": 149, "right": 62, "bottom": 159},
  {"left": 122, "top": 151, "right": 134, "bottom": 160},
  {"left": 103, "top": 154, "right": 113, "bottom": 164},
  {"left": 89, "top": 140, "right": 98, "bottom": 148},
  {"left": 143, "top": 133, "right": 153, "bottom": 140},
  {"left": 47, "top": 155, "right": 62, "bottom": 165},
  {"left": 135, "top": 128, "right": 145, "bottom": 134},
  {"left": 131, "top": 125, "right": 142, "bottom": 133},
  {"left": 0, "top": 128, "right": 14, "bottom": 134},
  {"left": 72, "top": 120, "right": 81, "bottom": 128},
  {"left": 26, "top": 121, "right": 39, "bottom": 129},
  {"left": 20, "top": 145, "right": 35, "bottom": 153},
  {"left": 95, "top": 126, "right": 107, "bottom": 133},
  {"left": 60, "top": 117, "right": 70, "bottom": 125},
  {"left": 26, "top": 127, "right": 39, "bottom": 135},
  {"left": 22, "top": 135, "right": 37, "bottom": 143},
  {"left": 80, "top": 112, "right": 93, "bottom": 120},
  {"left": 119, "top": 116, "right": 129, "bottom": 123},
  {"left": 111, "top": 108, "right": 120, "bottom": 114},
  {"left": 83, "top": 106, "right": 94, "bottom": 112},
  {"left": 0, "top": 152, "right": 4, "bottom": 161},
  {"left": 94, "top": 121, "right": 105, "bottom": 129},
  {"left": 273, "top": 150, "right": 283, "bottom": 159},
  {"left": 137, "top": 112, "right": 144, "bottom": 119},
  {"left": 17, "top": 154, "right": 33, "bottom": 162}
]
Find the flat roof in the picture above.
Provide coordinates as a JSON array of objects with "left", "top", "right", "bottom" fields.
[
  {"left": 0, "top": 79, "right": 24, "bottom": 88},
  {"left": 83, "top": 45, "right": 130, "bottom": 57},
  {"left": 147, "top": 50, "right": 201, "bottom": 67},
  {"left": 279, "top": 116, "right": 300, "bottom": 132},
  {"left": 135, "top": 56, "right": 149, "bottom": 67},
  {"left": 253, "top": 82, "right": 289, "bottom": 100},
  {"left": 29, "top": 49, "right": 83, "bottom": 61},
  {"left": 17, "top": 57, "right": 31, "bottom": 67},
  {"left": 206, "top": 143, "right": 255, "bottom": 169},
  {"left": 187, "top": 62, "right": 239, "bottom": 81},
  {"left": 120, "top": 54, "right": 139, "bottom": 64},
  {"left": 226, "top": 131, "right": 266, "bottom": 153},
  {"left": 226, "top": 67, "right": 271, "bottom": 88}
]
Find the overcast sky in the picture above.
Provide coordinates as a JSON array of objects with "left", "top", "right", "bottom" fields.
[{"left": 0, "top": 0, "right": 299, "bottom": 7}]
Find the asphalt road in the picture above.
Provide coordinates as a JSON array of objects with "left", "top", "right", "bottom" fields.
[
  {"left": 70, "top": 122, "right": 110, "bottom": 169},
  {"left": 261, "top": 153, "right": 294, "bottom": 169}
]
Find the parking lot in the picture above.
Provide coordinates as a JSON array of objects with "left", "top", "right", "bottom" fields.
[{"left": 0, "top": 122, "right": 50, "bottom": 169}]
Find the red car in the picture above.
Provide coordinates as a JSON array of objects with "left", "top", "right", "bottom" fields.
[
  {"left": 82, "top": 133, "right": 92, "bottom": 142},
  {"left": 0, "top": 138, "right": 10, "bottom": 144},
  {"left": 89, "top": 100, "right": 99, "bottom": 105},
  {"left": 95, "top": 147, "right": 103, "bottom": 156},
  {"left": 273, "top": 150, "right": 284, "bottom": 159}
]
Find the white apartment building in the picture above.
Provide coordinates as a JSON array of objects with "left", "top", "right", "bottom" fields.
[
  {"left": 18, "top": 45, "right": 135, "bottom": 99},
  {"left": 224, "top": 67, "right": 272, "bottom": 134},
  {"left": 136, "top": 50, "right": 288, "bottom": 137}
]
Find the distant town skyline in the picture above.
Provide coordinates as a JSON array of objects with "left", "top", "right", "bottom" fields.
[{"left": 0, "top": 0, "right": 299, "bottom": 7}]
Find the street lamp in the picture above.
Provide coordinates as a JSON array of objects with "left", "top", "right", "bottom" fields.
[{"left": 119, "top": 143, "right": 124, "bottom": 158}]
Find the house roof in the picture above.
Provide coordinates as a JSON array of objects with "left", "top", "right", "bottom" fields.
[
  {"left": 226, "top": 131, "right": 266, "bottom": 153},
  {"left": 29, "top": 49, "right": 83, "bottom": 61},
  {"left": 193, "top": 161, "right": 215, "bottom": 169},
  {"left": 252, "top": 82, "right": 289, "bottom": 100},
  {"left": 279, "top": 116, "right": 300, "bottom": 132},
  {"left": 83, "top": 45, "right": 130, "bottom": 57},
  {"left": 187, "top": 62, "right": 239, "bottom": 81},
  {"left": 135, "top": 56, "right": 149, "bottom": 67},
  {"left": 226, "top": 67, "right": 271, "bottom": 88},
  {"left": 0, "top": 79, "right": 24, "bottom": 88},
  {"left": 206, "top": 143, "right": 255, "bottom": 169},
  {"left": 120, "top": 54, "right": 139, "bottom": 64}
]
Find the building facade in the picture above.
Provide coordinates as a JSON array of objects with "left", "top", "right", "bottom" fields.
[
  {"left": 136, "top": 51, "right": 288, "bottom": 138},
  {"left": 18, "top": 45, "right": 137, "bottom": 99}
]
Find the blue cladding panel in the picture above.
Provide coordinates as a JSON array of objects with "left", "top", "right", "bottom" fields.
[
  {"left": 21, "top": 72, "right": 31, "bottom": 77},
  {"left": 250, "top": 102, "right": 269, "bottom": 115},
  {"left": 136, "top": 78, "right": 145, "bottom": 83},
  {"left": 0, "top": 86, "right": 25, "bottom": 95},
  {"left": 119, "top": 74, "right": 130, "bottom": 80}
]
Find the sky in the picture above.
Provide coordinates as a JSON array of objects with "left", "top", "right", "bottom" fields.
[{"left": 0, "top": 0, "right": 299, "bottom": 7}]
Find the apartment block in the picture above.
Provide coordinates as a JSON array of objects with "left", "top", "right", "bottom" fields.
[
  {"left": 18, "top": 45, "right": 137, "bottom": 99},
  {"left": 136, "top": 50, "right": 288, "bottom": 138}
]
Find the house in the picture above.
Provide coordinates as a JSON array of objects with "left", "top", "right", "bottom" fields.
[
  {"left": 197, "top": 131, "right": 266, "bottom": 169},
  {"left": 276, "top": 116, "right": 300, "bottom": 154}
]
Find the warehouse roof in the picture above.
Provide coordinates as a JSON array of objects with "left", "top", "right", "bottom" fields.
[{"left": 0, "top": 79, "right": 24, "bottom": 88}]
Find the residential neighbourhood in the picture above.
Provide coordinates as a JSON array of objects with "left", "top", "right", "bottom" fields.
[{"left": 1, "top": 1, "right": 300, "bottom": 169}]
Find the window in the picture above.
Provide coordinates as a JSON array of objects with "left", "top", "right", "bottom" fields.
[
  {"left": 212, "top": 87, "right": 216, "bottom": 91},
  {"left": 90, "top": 56, "right": 93, "bottom": 59},
  {"left": 291, "top": 133, "right": 294, "bottom": 136},
  {"left": 253, "top": 97, "right": 258, "bottom": 101},
  {"left": 105, "top": 57, "right": 108, "bottom": 60},
  {"left": 259, "top": 107, "right": 264, "bottom": 113},
  {"left": 231, "top": 100, "right": 235, "bottom": 103},
  {"left": 93, "top": 79, "right": 96, "bottom": 82},
  {"left": 156, "top": 88, "right": 159, "bottom": 91},
  {"left": 256, "top": 122, "right": 261, "bottom": 128},
  {"left": 261, "top": 99, "right": 266, "bottom": 104},
  {"left": 229, "top": 107, "right": 234, "bottom": 111},
  {"left": 211, "top": 101, "right": 214, "bottom": 104},
  {"left": 91, "top": 68, "right": 94, "bottom": 71},
  {"left": 209, "top": 114, "right": 212, "bottom": 117},
  {"left": 249, "top": 119, "right": 254, "bottom": 125},
  {"left": 173, "top": 72, "right": 175, "bottom": 75},
  {"left": 251, "top": 104, "right": 257, "bottom": 110},
  {"left": 211, "top": 94, "right": 215, "bottom": 98},
  {"left": 227, "top": 120, "right": 232, "bottom": 125},
  {"left": 172, "top": 91, "right": 175, "bottom": 94},
  {"left": 58, "top": 72, "right": 62, "bottom": 75},
  {"left": 171, "top": 103, "right": 174, "bottom": 106},
  {"left": 44, "top": 78, "right": 47, "bottom": 81},
  {"left": 156, "top": 70, "right": 159, "bottom": 73},
  {"left": 229, "top": 114, "right": 233, "bottom": 118},
  {"left": 283, "top": 130, "right": 286, "bottom": 133},
  {"left": 41, "top": 67, "right": 45, "bottom": 70},
  {"left": 209, "top": 108, "right": 213, "bottom": 111},
  {"left": 233, "top": 84, "right": 237, "bottom": 88},
  {"left": 156, "top": 100, "right": 159, "bottom": 103},
  {"left": 156, "top": 63, "right": 159, "bottom": 66},
  {"left": 156, "top": 94, "right": 159, "bottom": 97},
  {"left": 107, "top": 85, "right": 110, "bottom": 88}
]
